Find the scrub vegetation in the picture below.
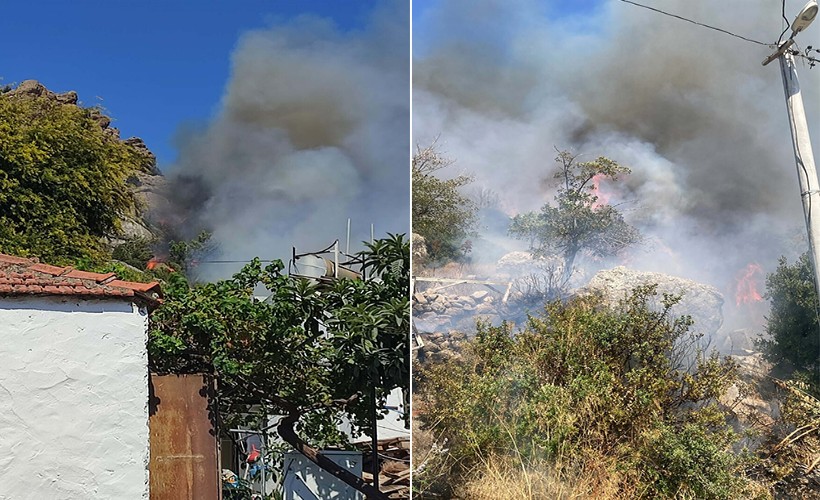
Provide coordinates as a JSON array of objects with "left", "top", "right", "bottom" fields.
[{"left": 414, "top": 286, "right": 769, "bottom": 499}]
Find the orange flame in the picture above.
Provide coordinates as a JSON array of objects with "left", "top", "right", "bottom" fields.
[
  {"left": 147, "top": 258, "right": 175, "bottom": 273},
  {"left": 736, "top": 263, "right": 763, "bottom": 306},
  {"left": 591, "top": 174, "right": 611, "bottom": 207}
]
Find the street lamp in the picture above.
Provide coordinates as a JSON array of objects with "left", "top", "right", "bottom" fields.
[
  {"left": 762, "top": 1, "right": 820, "bottom": 298},
  {"left": 762, "top": 0, "right": 817, "bottom": 65},
  {"left": 791, "top": 0, "right": 818, "bottom": 35}
]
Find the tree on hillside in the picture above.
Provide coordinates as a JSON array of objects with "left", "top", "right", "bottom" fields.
[
  {"left": 509, "top": 150, "right": 640, "bottom": 285},
  {"left": 761, "top": 252, "right": 820, "bottom": 380},
  {"left": 148, "top": 234, "right": 410, "bottom": 497},
  {"left": 0, "top": 90, "right": 145, "bottom": 264},
  {"left": 412, "top": 144, "right": 477, "bottom": 263}
]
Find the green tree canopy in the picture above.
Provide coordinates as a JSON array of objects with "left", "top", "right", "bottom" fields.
[
  {"left": 509, "top": 150, "right": 640, "bottom": 284},
  {"left": 761, "top": 252, "right": 820, "bottom": 380},
  {"left": 0, "top": 92, "right": 145, "bottom": 264},
  {"left": 412, "top": 144, "right": 477, "bottom": 262},
  {"left": 148, "top": 233, "right": 410, "bottom": 443}
]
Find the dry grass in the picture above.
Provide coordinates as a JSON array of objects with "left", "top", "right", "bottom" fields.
[
  {"left": 412, "top": 416, "right": 457, "bottom": 498},
  {"left": 456, "top": 451, "right": 642, "bottom": 500},
  {"left": 458, "top": 456, "right": 575, "bottom": 500}
]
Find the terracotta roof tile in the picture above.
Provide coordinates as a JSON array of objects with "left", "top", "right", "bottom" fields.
[
  {"left": 0, "top": 253, "right": 162, "bottom": 308},
  {"left": 107, "top": 279, "right": 160, "bottom": 293},
  {"left": 29, "top": 263, "right": 69, "bottom": 276},
  {"left": 63, "top": 269, "right": 117, "bottom": 282},
  {"left": 0, "top": 254, "right": 33, "bottom": 265}
]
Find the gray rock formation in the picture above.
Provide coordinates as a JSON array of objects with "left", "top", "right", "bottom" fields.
[
  {"left": 719, "top": 351, "right": 779, "bottom": 450},
  {"left": 583, "top": 266, "right": 725, "bottom": 339},
  {"left": 6, "top": 80, "right": 50, "bottom": 99},
  {"left": 416, "top": 330, "right": 467, "bottom": 364},
  {"left": 118, "top": 217, "right": 155, "bottom": 241},
  {"left": 412, "top": 233, "right": 428, "bottom": 270},
  {"left": 119, "top": 171, "right": 169, "bottom": 242},
  {"left": 413, "top": 286, "right": 506, "bottom": 333},
  {"left": 496, "top": 251, "right": 539, "bottom": 275},
  {"left": 9, "top": 80, "right": 84, "bottom": 109},
  {"left": 128, "top": 172, "right": 169, "bottom": 214}
]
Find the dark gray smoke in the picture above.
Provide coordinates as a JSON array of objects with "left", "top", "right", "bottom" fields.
[
  {"left": 167, "top": 1, "right": 409, "bottom": 278},
  {"left": 414, "top": 0, "right": 820, "bottom": 330}
]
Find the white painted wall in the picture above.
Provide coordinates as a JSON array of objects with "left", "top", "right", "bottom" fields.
[
  {"left": 0, "top": 297, "right": 149, "bottom": 500},
  {"left": 340, "top": 388, "right": 409, "bottom": 443}
]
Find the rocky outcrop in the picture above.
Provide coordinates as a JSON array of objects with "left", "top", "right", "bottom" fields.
[
  {"left": 123, "top": 137, "right": 159, "bottom": 175},
  {"left": 118, "top": 217, "right": 154, "bottom": 241},
  {"left": 412, "top": 233, "right": 428, "bottom": 271},
  {"left": 415, "top": 330, "right": 468, "bottom": 365},
  {"left": 496, "top": 251, "right": 545, "bottom": 277},
  {"left": 6, "top": 80, "right": 158, "bottom": 175},
  {"left": 6, "top": 80, "right": 166, "bottom": 243},
  {"left": 582, "top": 266, "right": 725, "bottom": 339},
  {"left": 128, "top": 172, "right": 169, "bottom": 214},
  {"left": 413, "top": 288, "right": 505, "bottom": 333},
  {"left": 6, "top": 80, "right": 59, "bottom": 100},
  {"left": 414, "top": 266, "right": 725, "bottom": 349},
  {"left": 719, "top": 328, "right": 759, "bottom": 354}
]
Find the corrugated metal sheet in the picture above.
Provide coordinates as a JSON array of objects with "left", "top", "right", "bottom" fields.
[{"left": 149, "top": 373, "right": 220, "bottom": 500}]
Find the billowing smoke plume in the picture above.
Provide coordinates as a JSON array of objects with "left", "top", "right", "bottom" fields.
[
  {"left": 166, "top": 0, "right": 409, "bottom": 278},
  {"left": 414, "top": 0, "right": 819, "bottom": 331}
]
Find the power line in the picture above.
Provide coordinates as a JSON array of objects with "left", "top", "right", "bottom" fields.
[
  {"left": 791, "top": 45, "right": 820, "bottom": 67},
  {"left": 194, "top": 260, "right": 278, "bottom": 264},
  {"left": 777, "top": 0, "right": 791, "bottom": 45},
  {"left": 618, "top": 0, "right": 769, "bottom": 46}
]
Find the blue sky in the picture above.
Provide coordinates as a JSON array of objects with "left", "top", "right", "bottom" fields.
[
  {"left": 411, "top": 0, "right": 610, "bottom": 59},
  {"left": 1, "top": 1, "right": 381, "bottom": 168},
  {"left": 1, "top": 0, "right": 605, "bottom": 169}
]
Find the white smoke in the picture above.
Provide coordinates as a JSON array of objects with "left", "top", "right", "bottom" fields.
[
  {"left": 167, "top": 0, "right": 409, "bottom": 278},
  {"left": 414, "top": 0, "right": 820, "bottom": 331}
]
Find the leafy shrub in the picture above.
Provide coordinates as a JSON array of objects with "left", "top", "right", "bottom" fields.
[
  {"left": 751, "top": 254, "right": 820, "bottom": 497},
  {"left": 0, "top": 92, "right": 144, "bottom": 264},
  {"left": 149, "top": 234, "right": 410, "bottom": 444},
  {"left": 112, "top": 238, "right": 154, "bottom": 269},
  {"left": 760, "top": 253, "right": 820, "bottom": 380},
  {"left": 751, "top": 376, "right": 820, "bottom": 499},
  {"left": 415, "top": 286, "right": 761, "bottom": 499}
]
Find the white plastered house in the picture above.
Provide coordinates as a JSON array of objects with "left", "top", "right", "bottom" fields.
[{"left": 0, "top": 253, "right": 161, "bottom": 500}]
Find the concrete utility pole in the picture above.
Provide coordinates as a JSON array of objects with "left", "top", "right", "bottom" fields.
[
  {"left": 763, "top": 0, "right": 820, "bottom": 293},
  {"left": 778, "top": 50, "right": 820, "bottom": 292}
]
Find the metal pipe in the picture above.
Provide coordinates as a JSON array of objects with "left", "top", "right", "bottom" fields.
[
  {"left": 334, "top": 241, "right": 339, "bottom": 279},
  {"left": 371, "top": 381, "right": 380, "bottom": 492},
  {"left": 346, "top": 218, "right": 351, "bottom": 256}
]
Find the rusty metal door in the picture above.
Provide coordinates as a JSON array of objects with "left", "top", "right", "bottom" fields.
[{"left": 149, "top": 373, "right": 220, "bottom": 500}]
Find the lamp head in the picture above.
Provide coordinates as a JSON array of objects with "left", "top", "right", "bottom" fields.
[{"left": 791, "top": 0, "right": 818, "bottom": 34}]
